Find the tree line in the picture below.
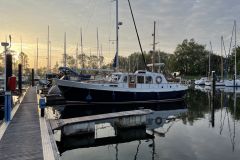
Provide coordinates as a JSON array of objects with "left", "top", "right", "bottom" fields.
[
  {"left": 116, "top": 38, "right": 240, "bottom": 78},
  {"left": 1, "top": 38, "right": 239, "bottom": 77}
]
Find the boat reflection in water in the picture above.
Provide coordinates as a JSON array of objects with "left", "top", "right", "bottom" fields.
[
  {"left": 47, "top": 101, "right": 187, "bottom": 155},
  {"left": 47, "top": 88, "right": 240, "bottom": 160}
]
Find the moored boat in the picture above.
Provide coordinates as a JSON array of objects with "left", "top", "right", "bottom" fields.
[
  {"left": 55, "top": 70, "right": 187, "bottom": 104},
  {"left": 194, "top": 77, "right": 208, "bottom": 85},
  {"left": 205, "top": 80, "right": 225, "bottom": 86}
]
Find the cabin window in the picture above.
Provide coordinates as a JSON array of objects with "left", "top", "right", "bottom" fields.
[
  {"left": 123, "top": 76, "right": 128, "bottom": 83},
  {"left": 129, "top": 75, "right": 136, "bottom": 83},
  {"left": 112, "top": 74, "right": 121, "bottom": 82},
  {"left": 146, "top": 76, "right": 152, "bottom": 84},
  {"left": 137, "top": 76, "right": 144, "bottom": 84}
]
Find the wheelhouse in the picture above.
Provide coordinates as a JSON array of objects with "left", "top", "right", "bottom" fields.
[{"left": 111, "top": 70, "right": 168, "bottom": 85}]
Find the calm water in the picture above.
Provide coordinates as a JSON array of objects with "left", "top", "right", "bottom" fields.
[{"left": 48, "top": 87, "right": 240, "bottom": 160}]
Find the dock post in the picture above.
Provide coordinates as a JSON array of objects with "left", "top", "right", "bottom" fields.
[
  {"left": 212, "top": 71, "right": 216, "bottom": 94},
  {"left": 4, "top": 91, "right": 12, "bottom": 122},
  {"left": 6, "top": 54, "right": 13, "bottom": 90},
  {"left": 39, "top": 97, "right": 46, "bottom": 117},
  {"left": 31, "top": 68, "right": 34, "bottom": 86},
  {"left": 4, "top": 53, "right": 13, "bottom": 122},
  {"left": 18, "top": 64, "right": 22, "bottom": 94}
]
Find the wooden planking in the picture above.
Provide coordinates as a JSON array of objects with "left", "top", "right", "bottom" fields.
[
  {"left": 0, "top": 87, "right": 43, "bottom": 160},
  {"left": 49, "top": 109, "right": 152, "bottom": 130}
]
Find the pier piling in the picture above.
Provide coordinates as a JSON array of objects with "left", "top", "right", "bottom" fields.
[
  {"left": 31, "top": 68, "right": 34, "bottom": 86},
  {"left": 18, "top": 64, "right": 22, "bottom": 94}
]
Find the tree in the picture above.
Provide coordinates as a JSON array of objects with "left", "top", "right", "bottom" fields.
[
  {"left": 77, "top": 53, "right": 89, "bottom": 69},
  {"left": 173, "top": 39, "right": 210, "bottom": 76},
  {"left": 66, "top": 55, "right": 75, "bottom": 68},
  {"left": 88, "top": 55, "right": 99, "bottom": 69},
  {"left": 52, "top": 61, "right": 59, "bottom": 73}
]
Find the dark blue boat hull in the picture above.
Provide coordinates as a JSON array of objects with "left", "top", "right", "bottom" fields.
[{"left": 58, "top": 86, "right": 186, "bottom": 103}]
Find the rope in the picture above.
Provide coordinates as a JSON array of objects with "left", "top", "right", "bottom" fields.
[{"left": 127, "top": 0, "right": 148, "bottom": 71}]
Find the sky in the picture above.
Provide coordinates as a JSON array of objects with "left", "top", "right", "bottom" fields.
[{"left": 0, "top": 0, "right": 240, "bottom": 68}]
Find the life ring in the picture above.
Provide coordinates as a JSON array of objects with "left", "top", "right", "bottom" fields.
[
  {"left": 155, "top": 117, "right": 162, "bottom": 125},
  {"left": 156, "top": 76, "right": 162, "bottom": 84}
]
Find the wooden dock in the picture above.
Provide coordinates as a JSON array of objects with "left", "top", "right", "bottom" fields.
[
  {"left": 0, "top": 87, "right": 59, "bottom": 160},
  {"left": 49, "top": 109, "right": 153, "bottom": 131},
  {"left": 0, "top": 87, "right": 43, "bottom": 160}
]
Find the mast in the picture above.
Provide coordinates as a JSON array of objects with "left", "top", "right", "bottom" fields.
[
  {"left": 221, "top": 36, "right": 223, "bottom": 81},
  {"left": 49, "top": 41, "right": 51, "bottom": 71},
  {"left": 116, "top": 0, "right": 119, "bottom": 69},
  {"left": 80, "top": 27, "right": 84, "bottom": 68},
  {"left": 100, "top": 44, "right": 103, "bottom": 68},
  {"left": 81, "top": 28, "right": 83, "bottom": 54},
  {"left": 234, "top": 20, "right": 237, "bottom": 86},
  {"left": 76, "top": 43, "right": 78, "bottom": 69},
  {"left": 209, "top": 41, "right": 212, "bottom": 78},
  {"left": 97, "top": 27, "right": 99, "bottom": 68},
  {"left": 152, "top": 21, "right": 156, "bottom": 72},
  {"left": 20, "top": 36, "right": 22, "bottom": 53},
  {"left": 36, "top": 38, "right": 39, "bottom": 75},
  {"left": 64, "top": 32, "right": 67, "bottom": 67},
  {"left": 47, "top": 25, "right": 50, "bottom": 72}
]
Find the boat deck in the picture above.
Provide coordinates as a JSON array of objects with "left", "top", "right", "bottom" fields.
[
  {"left": 49, "top": 109, "right": 153, "bottom": 130},
  {"left": 0, "top": 87, "right": 43, "bottom": 160}
]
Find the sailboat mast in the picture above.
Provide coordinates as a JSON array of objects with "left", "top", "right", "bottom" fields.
[
  {"left": 36, "top": 38, "right": 38, "bottom": 75},
  {"left": 100, "top": 44, "right": 103, "bottom": 68},
  {"left": 76, "top": 43, "right": 78, "bottom": 69},
  {"left": 234, "top": 20, "right": 237, "bottom": 86},
  {"left": 152, "top": 21, "right": 156, "bottom": 72},
  {"left": 116, "top": 0, "right": 119, "bottom": 69},
  {"left": 209, "top": 41, "right": 212, "bottom": 78},
  {"left": 49, "top": 41, "right": 51, "bottom": 70},
  {"left": 64, "top": 32, "right": 67, "bottom": 67},
  {"left": 81, "top": 28, "right": 83, "bottom": 54},
  {"left": 80, "top": 28, "right": 84, "bottom": 68},
  {"left": 20, "top": 36, "right": 22, "bottom": 53},
  {"left": 221, "top": 36, "right": 223, "bottom": 80},
  {"left": 97, "top": 27, "right": 99, "bottom": 68},
  {"left": 47, "top": 25, "right": 50, "bottom": 72}
]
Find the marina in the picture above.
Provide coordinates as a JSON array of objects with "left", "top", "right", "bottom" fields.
[{"left": 1, "top": 0, "right": 240, "bottom": 160}]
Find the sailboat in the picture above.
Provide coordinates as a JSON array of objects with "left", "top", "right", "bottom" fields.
[
  {"left": 195, "top": 42, "right": 212, "bottom": 86},
  {"left": 205, "top": 41, "right": 225, "bottom": 86},
  {"left": 55, "top": 0, "right": 188, "bottom": 104},
  {"left": 224, "top": 21, "right": 240, "bottom": 87}
]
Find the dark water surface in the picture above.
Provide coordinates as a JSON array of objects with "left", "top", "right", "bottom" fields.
[{"left": 48, "top": 87, "right": 240, "bottom": 160}]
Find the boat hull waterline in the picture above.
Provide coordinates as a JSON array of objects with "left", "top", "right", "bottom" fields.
[{"left": 56, "top": 79, "right": 187, "bottom": 103}]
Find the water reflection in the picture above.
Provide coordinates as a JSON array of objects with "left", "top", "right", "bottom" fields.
[
  {"left": 192, "top": 86, "right": 239, "bottom": 152},
  {"left": 47, "top": 88, "right": 240, "bottom": 160},
  {"left": 48, "top": 102, "right": 187, "bottom": 157}
]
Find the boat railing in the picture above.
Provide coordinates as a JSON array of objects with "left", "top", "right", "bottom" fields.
[{"left": 116, "top": 82, "right": 183, "bottom": 89}]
